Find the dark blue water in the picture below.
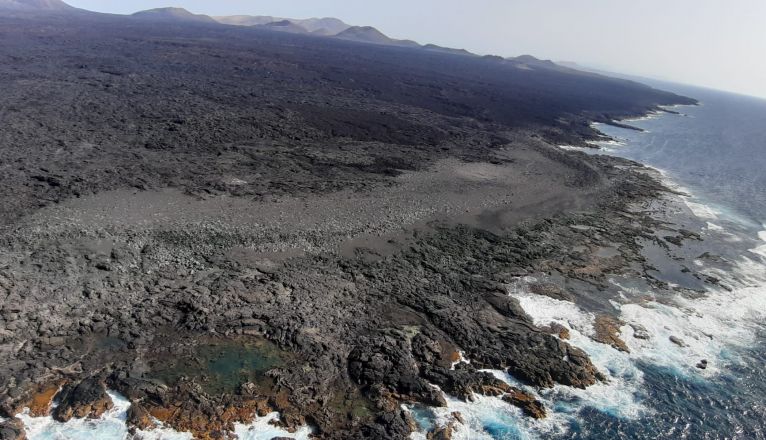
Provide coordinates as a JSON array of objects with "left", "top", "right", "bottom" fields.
[
  {"left": 596, "top": 83, "right": 766, "bottom": 229},
  {"left": 578, "top": 84, "right": 766, "bottom": 440},
  {"left": 406, "top": 86, "right": 766, "bottom": 440},
  {"left": 557, "top": 335, "right": 766, "bottom": 440}
]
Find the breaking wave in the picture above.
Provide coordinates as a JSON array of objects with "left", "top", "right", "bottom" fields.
[
  {"left": 410, "top": 192, "right": 766, "bottom": 439},
  {"left": 17, "top": 390, "right": 311, "bottom": 440}
]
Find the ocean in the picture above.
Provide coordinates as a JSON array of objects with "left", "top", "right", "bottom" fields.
[
  {"left": 565, "top": 83, "right": 766, "bottom": 439},
  {"left": 12, "top": 85, "right": 766, "bottom": 439},
  {"left": 409, "top": 84, "right": 766, "bottom": 439},
  {"left": 597, "top": 82, "right": 766, "bottom": 229}
]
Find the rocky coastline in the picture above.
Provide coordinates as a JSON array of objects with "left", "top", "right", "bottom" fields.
[
  {"left": 0, "top": 149, "right": 701, "bottom": 439},
  {"left": 0, "top": 11, "right": 702, "bottom": 440}
]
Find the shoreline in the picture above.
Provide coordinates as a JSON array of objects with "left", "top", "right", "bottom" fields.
[
  {"left": 591, "top": 100, "right": 766, "bottom": 232},
  {"left": 3, "top": 143, "right": 718, "bottom": 439},
  {"left": 0, "top": 137, "right": 679, "bottom": 437},
  {"left": 0, "top": 12, "right": 704, "bottom": 440},
  {"left": 12, "top": 147, "right": 765, "bottom": 440},
  {"left": 402, "top": 113, "right": 766, "bottom": 439},
  {"left": 2, "top": 102, "right": 739, "bottom": 440}
]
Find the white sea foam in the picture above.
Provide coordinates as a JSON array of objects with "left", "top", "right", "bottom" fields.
[
  {"left": 413, "top": 208, "right": 766, "bottom": 439},
  {"left": 506, "top": 248, "right": 766, "bottom": 430},
  {"left": 750, "top": 228, "right": 766, "bottom": 258},
  {"left": 651, "top": 169, "right": 691, "bottom": 195},
  {"left": 408, "top": 392, "right": 570, "bottom": 440},
  {"left": 617, "top": 253, "right": 766, "bottom": 376},
  {"left": 18, "top": 391, "right": 192, "bottom": 440},
  {"left": 17, "top": 390, "right": 309, "bottom": 440},
  {"left": 411, "top": 249, "right": 766, "bottom": 439},
  {"left": 586, "top": 138, "right": 625, "bottom": 148},
  {"left": 556, "top": 145, "right": 592, "bottom": 152},
  {"left": 684, "top": 200, "right": 719, "bottom": 220},
  {"left": 410, "top": 289, "right": 650, "bottom": 440},
  {"left": 512, "top": 292, "right": 647, "bottom": 419},
  {"left": 606, "top": 197, "right": 766, "bottom": 376},
  {"left": 234, "top": 413, "right": 313, "bottom": 440},
  {"left": 485, "top": 227, "right": 766, "bottom": 433},
  {"left": 672, "top": 177, "right": 759, "bottom": 230},
  {"left": 705, "top": 222, "right": 724, "bottom": 231},
  {"left": 621, "top": 112, "right": 663, "bottom": 123}
]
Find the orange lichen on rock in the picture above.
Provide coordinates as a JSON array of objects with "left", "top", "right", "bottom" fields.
[
  {"left": 27, "top": 384, "right": 62, "bottom": 417},
  {"left": 476, "top": 381, "right": 512, "bottom": 397},
  {"left": 502, "top": 389, "right": 547, "bottom": 419},
  {"left": 447, "top": 349, "right": 462, "bottom": 364},
  {"left": 593, "top": 314, "right": 630, "bottom": 353},
  {"left": 126, "top": 402, "right": 157, "bottom": 431},
  {"left": 142, "top": 398, "right": 271, "bottom": 440},
  {"left": 427, "top": 420, "right": 456, "bottom": 440},
  {"left": 147, "top": 405, "right": 177, "bottom": 422}
]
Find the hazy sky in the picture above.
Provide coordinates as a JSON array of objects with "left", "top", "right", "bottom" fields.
[{"left": 67, "top": 0, "right": 766, "bottom": 99}]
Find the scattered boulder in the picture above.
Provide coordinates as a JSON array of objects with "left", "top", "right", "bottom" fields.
[
  {"left": 529, "top": 283, "right": 573, "bottom": 301},
  {"left": 593, "top": 315, "right": 630, "bottom": 353},
  {"left": 669, "top": 336, "right": 687, "bottom": 348},
  {"left": 483, "top": 290, "right": 532, "bottom": 322},
  {"left": 421, "top": 364, "right": 546, "bottom": 419},
  {"left": 0, "top": 418, "right": 26, "bottom": 440},
  {"left": 498, "top": 335, "right": 605, "bottom": 389},
  {"left": 678, "top": 229, "right": 702, "bottom": 241},
  {"left": 52, "top": 378, "right": 114, "bottom": 422},
  {"left": 126, "top": 402, "right": 156, "bottom": 432},
  {"left": 630, "top": 323, "right": 651, "bottom": 340},
  {"left": 664, "top": 235, "right": 683, "bottom": 246},
  {"left": 539, "top": 322, "right": 570, "bottom": 340},
  {"left": 502, "top": 389, "right": 546, "bottom": 419},
  {"left": 427, "top": 420, "right": 456, "bottom": 440}
]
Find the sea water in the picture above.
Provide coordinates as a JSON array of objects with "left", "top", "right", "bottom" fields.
[
  {"left": 407, "top": 84, "right": 766, "bottom": 439},
  {"left": 568, "top": 84, "right": 766, "bottom": 439}
]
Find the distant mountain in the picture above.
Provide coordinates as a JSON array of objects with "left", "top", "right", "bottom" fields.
[
  {"left": 208, "top": 13, "right": 425, "bottom": 49},
  {"left": 334, "top": 26, "right": 389, "bottom": 44},
  {"left": 258, "top": 19, "right": 310, "bottom": 34},
  {"left": 1, "top": 2, "right": 556, "bottom": 66},
  {"left": 213, "top": 15, "right": 278, "bottom": 26},
  {"left": 452, "top": 54, "right": 567, "bottom": 72},
  {"left": 294, "top": 17, "right": 349, "bottom": 35},
  {"left": 334, "top": 26, "right": 420, "bottom": 48},
  {"left": 482, "top": 54, "right": 505, "bottom": 62},
  {"left": 0, "top": 0, "right": 73, "bottom": 10},
  {"left": 423, "top": 44, "right": 474, "bottom": 57},
  {"left": 511, "top": 54, "right": 558, "bottom": 68},
  {"left": 132, "top": 7, "right": 217, "bottom": 24},
  {"left": 214, "top": 15, "right": 350, "bottom": 35}
]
